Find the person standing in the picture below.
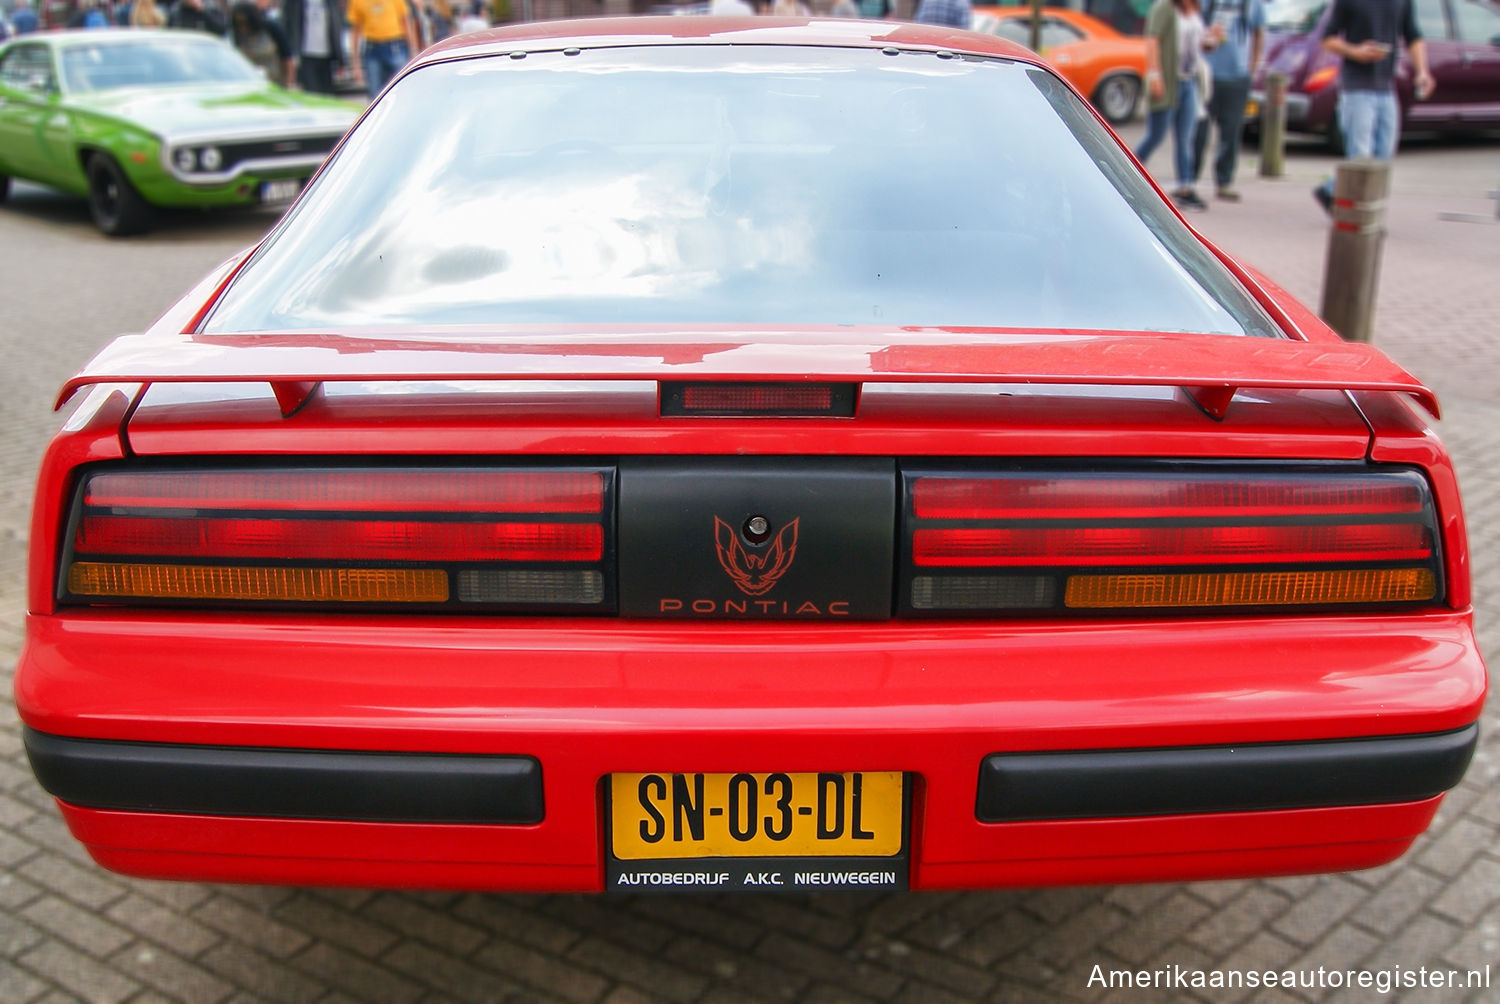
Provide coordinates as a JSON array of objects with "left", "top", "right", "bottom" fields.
[
  {"left": 1135, "top": 0, "right": 1209, "bottom": 210},
  {"left": 169, "top": 0, "right": 227, "bottom": 35},
  {"left": 454, "top": 0, "right": 485, "bottom": 33},
  {"left": 1190, "top": 0, "right": 1264, "bottom": 202},
  {"left": 10, "top": 0, "right": 39, "bottom": 34},
  {"left": 231, "top": 2, "right": 295, "bottom": 87},
  {"left": 281, "top": 0, "right": 346, "bottom": 95},
  {"left": 1312, "top": 0, "right": 1432, "bottom": 212},
  {"left": 912, "top": 0, "right": 970, "bottom": 28},
  {"left": 346, "top": 0, "right": 418, "bottom": 99},
  {"left": 130, "top": 0, "right": 167, "bottom": 25},
  {"left": 426, "top": 0, "right": 453, "bottom": 44},
  {"left": 68, "top": 0, "right": 111, "bottom": 27}
]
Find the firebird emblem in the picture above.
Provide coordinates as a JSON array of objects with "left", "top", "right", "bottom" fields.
[{"left": 714, "top": 517, "right": 799, "bottom": 596}]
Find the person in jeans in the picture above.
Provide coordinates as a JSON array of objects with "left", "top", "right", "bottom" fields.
[
  {"left": 1313, "top": 0, "right": 1432, "bottom": 212},
  {"left": 1135, "top": 0, "right": 1211, "bottom": 210},
  {"left": 1191, "top": 0, "right": 1265, "bottom": 202},
  {"left": 347, "top": 0, "right": 419, "bottom": 99}
]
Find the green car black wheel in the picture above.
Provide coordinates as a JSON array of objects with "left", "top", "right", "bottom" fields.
[{"left": 87, "top": 154, "right": 153, "bottom": 237}]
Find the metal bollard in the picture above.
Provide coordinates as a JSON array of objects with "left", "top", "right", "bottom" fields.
[
  {"left": 1258, "top": 72, "right": 1287, "bottom": 178},
  {"left": 1319, "top": 160, "right": 1390, "bottom": 343}
]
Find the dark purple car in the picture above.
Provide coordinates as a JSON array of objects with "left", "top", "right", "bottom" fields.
[{"left": 1249, "top": 0, "right": 1500, "bottom": 148}]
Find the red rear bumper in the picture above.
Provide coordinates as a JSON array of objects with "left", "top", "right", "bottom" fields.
[{"left": 17, "top": 608, "right": 1486, "bottom": 891}]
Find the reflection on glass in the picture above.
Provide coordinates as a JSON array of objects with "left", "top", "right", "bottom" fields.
[
  {"left": 206, "top": 46, "right": 1276, "bottom": 337},
  {"left": 61, "top": 37, "right": 264, "bottom": 92}
]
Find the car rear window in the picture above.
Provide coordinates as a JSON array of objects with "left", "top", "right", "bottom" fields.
[{"left": 204, "top": 45, "right": 1279, "bottom": 337}]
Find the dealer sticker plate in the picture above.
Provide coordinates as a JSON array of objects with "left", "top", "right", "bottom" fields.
[
  {"left": 607, "top": 771, "right": 908, "bottom": 892},
  {"left": 260, "top": 178, "right": 304, "bottom": 205}
]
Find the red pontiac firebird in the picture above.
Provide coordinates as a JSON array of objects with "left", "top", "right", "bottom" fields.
[{"left": 18, "top": 18, "right": 1486, "bottom": 894}]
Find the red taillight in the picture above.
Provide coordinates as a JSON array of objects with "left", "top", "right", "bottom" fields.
[
  {"left": 1305, "top": 64, "right": 1340, "bottom": 94},
  {"left": 77, "top": 515, "right": 604, "bottom": 563},
  {"left": 913, "top": 522, "right": 1430, "bottom": 566},
  {"left": 660, "top": 381, "right": 857, "bottom": 417},
  {"left": 904, "top": 468, "right": 1442, "bottom": 615},
  {"left": 83, "top": 469, "right": 604, "bottom": 513},
  {"left": 682, "top": 385, "right": 832, "bottom": 412},
  {"left": 64, "top": 466, "right": 613, "bottom": 611},
  {"left": 913, "top": 475, "right": 1424, "bottom": 520}
]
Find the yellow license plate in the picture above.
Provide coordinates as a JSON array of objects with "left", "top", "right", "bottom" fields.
[{"left": 610, "top": 771, "right": 904, "bottom": 860}]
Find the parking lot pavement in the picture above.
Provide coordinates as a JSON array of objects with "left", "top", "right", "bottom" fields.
[{"left": 2, "top": 134, "right": 1497, "bottom": 1003}]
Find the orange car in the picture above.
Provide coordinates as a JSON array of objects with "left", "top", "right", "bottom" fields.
[{"left": 971, "top": 7, "right": 1150, "bottom": 124}]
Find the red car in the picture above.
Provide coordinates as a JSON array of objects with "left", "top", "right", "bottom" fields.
[{"left": 18, "top": 17, "right": 1486, "bottom": 894}]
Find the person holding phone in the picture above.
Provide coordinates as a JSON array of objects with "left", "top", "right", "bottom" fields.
[
  {"left": 1313, "top": 0, "right": 1433, "bottom": 213},
  {"left": 1191, "top": 0, "right": 1266, "bottom": 203}
]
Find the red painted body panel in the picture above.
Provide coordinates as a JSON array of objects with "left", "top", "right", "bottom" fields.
[
  {"left": 57, "top": 327, "right": 1439, "bottom": 418},
  {"left": 18, "top": 20, "right": 1487, "bottom": 892},
  {"left": 1355, "top": 390, "right": 1476, "bottom": 611},
  {"left": 121, "top": 385, "right": 1374, "bottom": 458},
  {"left": 20, "top": 606, "right": 1480, "bottom": 889},
  {"left": 59, "top": 800, "right": 1438, "bottom": 892},
  {"left": 22, "top": 348, "right": 1486, "bottom": 893},
  {"left": 21, "top": 610, "right": 1485, "bottom": 749},
  {"left": 27, "top": 386, "right": 136, "bottom": 618}
]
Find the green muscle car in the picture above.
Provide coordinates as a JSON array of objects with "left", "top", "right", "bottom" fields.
[{"left": 0, "top": 30, "right": 360, "bottom": 236}]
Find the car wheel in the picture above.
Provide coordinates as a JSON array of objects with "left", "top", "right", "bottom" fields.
[
  {"left": 86, "top": 154, "right": 153, "bottom": 237},
  {"left": 1093, "top": 74, "right": 1142, "bottom": 125},
  {"left": 0, "top": 173, "right": 10, "bottom": 202}
]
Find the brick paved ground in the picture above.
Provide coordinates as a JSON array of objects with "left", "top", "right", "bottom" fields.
[{"left": 0, "top": 129, "right": 1495, "bottom": 1002}]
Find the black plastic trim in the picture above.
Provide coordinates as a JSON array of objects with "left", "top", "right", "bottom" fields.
[
  {"left": 976, "top": 725, "right": 1478, "bottom": 822},
  {"left": 23, "top": 728, "right": 543, "bottom": 824}
]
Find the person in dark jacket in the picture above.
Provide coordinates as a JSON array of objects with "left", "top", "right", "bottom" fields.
[
  {"left": 169, "top": 0, "right": 228, "bottom": 34},
  {"left": 280, "top": 0, "right": 346, "bottom": 95},
  {"left": 231, "top": 1, "right": 294, "bottom": 86}
]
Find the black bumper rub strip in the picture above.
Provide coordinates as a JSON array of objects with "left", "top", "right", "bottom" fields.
[
  {"left": 976, "top": 725, "right": 1477, "bottom": 822},
  {"left": 23, "top": 728, "right": 543, "bottom": 824}
]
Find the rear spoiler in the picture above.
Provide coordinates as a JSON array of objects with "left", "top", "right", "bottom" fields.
[{"left": 57, "top": 327, "right": 1439, "bottom": 421}]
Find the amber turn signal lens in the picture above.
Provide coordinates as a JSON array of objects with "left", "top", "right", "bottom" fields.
[
  {"left": 67, "top": 563, "right": 449, "bottom": 604},
  {"left": 1064, "top": 568, "right": 1437, "bottom": 609}
]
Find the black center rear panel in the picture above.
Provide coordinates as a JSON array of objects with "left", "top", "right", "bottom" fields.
[{"left": 617, "top": 458, "right": 895, "bottom": 619}]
